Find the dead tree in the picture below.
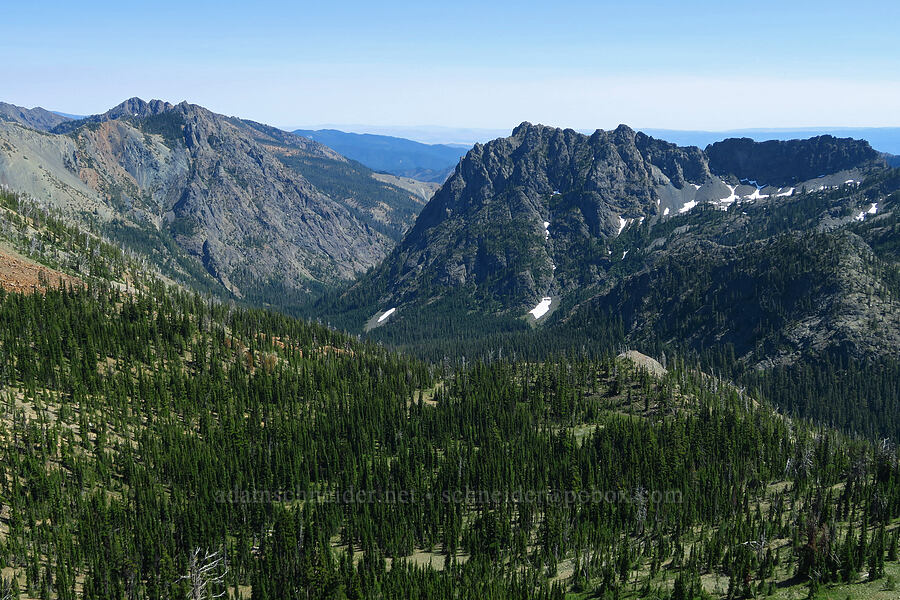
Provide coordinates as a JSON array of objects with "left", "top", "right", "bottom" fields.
[{"left": 178, "top": 547, "right": 228, "bottom": 600}]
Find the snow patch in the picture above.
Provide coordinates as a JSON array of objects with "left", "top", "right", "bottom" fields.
[
  {"left": 867, "top": 203, "right": 878, "bottom": 215},
  {"left": 717, "top": 184, "right": 738, "bottom": 206},
  {"left": 855, "top": 212, "right": 866, "bottom": 222},
  {"left": 529, "top": 297, "right": 552, "bottom": 319},
  {"left": 377, "top": 308, "right": 396, "bottom": 323},
  {"left": 622, "top": 250, "right": 629, "bottom": 259},
  {"left": 543, "top": 220, "right": 550, "bottom": 240},
  {"left": 678, "top": 200, "right": 697, "bottom": 214},
  {"left": 663, "top": 207, "right": 670, "bottom": 216},
  {"left": 745, "top": 187, "right": 768, "bottom": 201},
  {"left": 617, "top": 216, "right": 628, "bottom": 235}
]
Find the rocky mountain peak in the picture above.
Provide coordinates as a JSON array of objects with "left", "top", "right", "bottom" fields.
[
  {"left": 105, "top": 97, "right": 175, "bottom": 119},
  {"left": 511, "top": 121, "right": 535, "bottom": 137}
]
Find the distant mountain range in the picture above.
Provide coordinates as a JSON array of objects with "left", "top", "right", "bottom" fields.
[
  {"left": 293, "top": 129, "right": 468, "bottom": 183},
  {"left": 0, "top": 101, "right": 72, "bottom": 131},
  {"left": 641, "top": 127, "right": 900, "bottom": 155},
  {"left": 289, "top": 124, "right": 900, "bottom": 184}
]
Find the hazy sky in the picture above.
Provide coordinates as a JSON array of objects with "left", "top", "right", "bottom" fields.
[{"left": 3, "top": 0, "right": 899, "bottom": 131}]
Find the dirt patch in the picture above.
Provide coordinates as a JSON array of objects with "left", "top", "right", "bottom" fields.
[{"left": 0, "top": 247, "right": 82, "bottom": 294}]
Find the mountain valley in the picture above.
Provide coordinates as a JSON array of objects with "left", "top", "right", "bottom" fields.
[{"left": 0, "top": 100, "right": 896, "bottom": 600}]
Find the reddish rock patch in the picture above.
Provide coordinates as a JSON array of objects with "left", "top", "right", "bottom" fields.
[{"left": 0, "top": 249, "right": 82, "bottom": 294}]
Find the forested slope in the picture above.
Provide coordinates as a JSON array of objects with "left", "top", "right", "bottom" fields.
[{"left": 0, "top": 278, "right": 897, "bottom": 599}]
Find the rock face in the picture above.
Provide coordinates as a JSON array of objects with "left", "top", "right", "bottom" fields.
[
  {"left": 0, "top": 102, "right": 71, "bottom": 132},
  {"left": 0, "top": 98, "right": 425, "bottom": 301},
  {"left": 706, "top": 136, "right": 883, "bottom": 187}
]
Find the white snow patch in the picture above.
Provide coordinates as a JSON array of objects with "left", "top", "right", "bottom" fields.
[
  {"left": 775, "top": 188, "right": 794, "bottom": 197},
  {"left": 678, "top": 200, "right": 697, "bottom": 214},
  {"left": 867, "top": 203, "right": 878, "bottom": 215},
  {"left": 377, "top": 308, "right": 396, "bottom": 323},
  {"left": 744, "top": 187, "right": 768, "bottom": 201},
  {"left": 617, "top": 216, "right": 628, "bottom": 235},
  {"left": 622, "top": 250, "right": 629, "bottom": 259},
  {"left": 543, "top": 220, "right": 550, "bottom": 239},
  {"left": 691, "top": 183, "right": 701, "bottom": 190},
  {"left": 529, "top": 297, "right": 552, "bottom": 319},
  {"left": 717, "top": 184, "right": 738, "bottom": 206},
  {"left": 855, "top": 212, "right": 866, "bottom": 222},
  {"left": 663, "top": 207, "right": 670, "bottom": 216}
]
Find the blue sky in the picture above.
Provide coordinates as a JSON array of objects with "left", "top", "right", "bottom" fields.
[{"left": 2, "top": 0, "right": 899, "bottom": 132}]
